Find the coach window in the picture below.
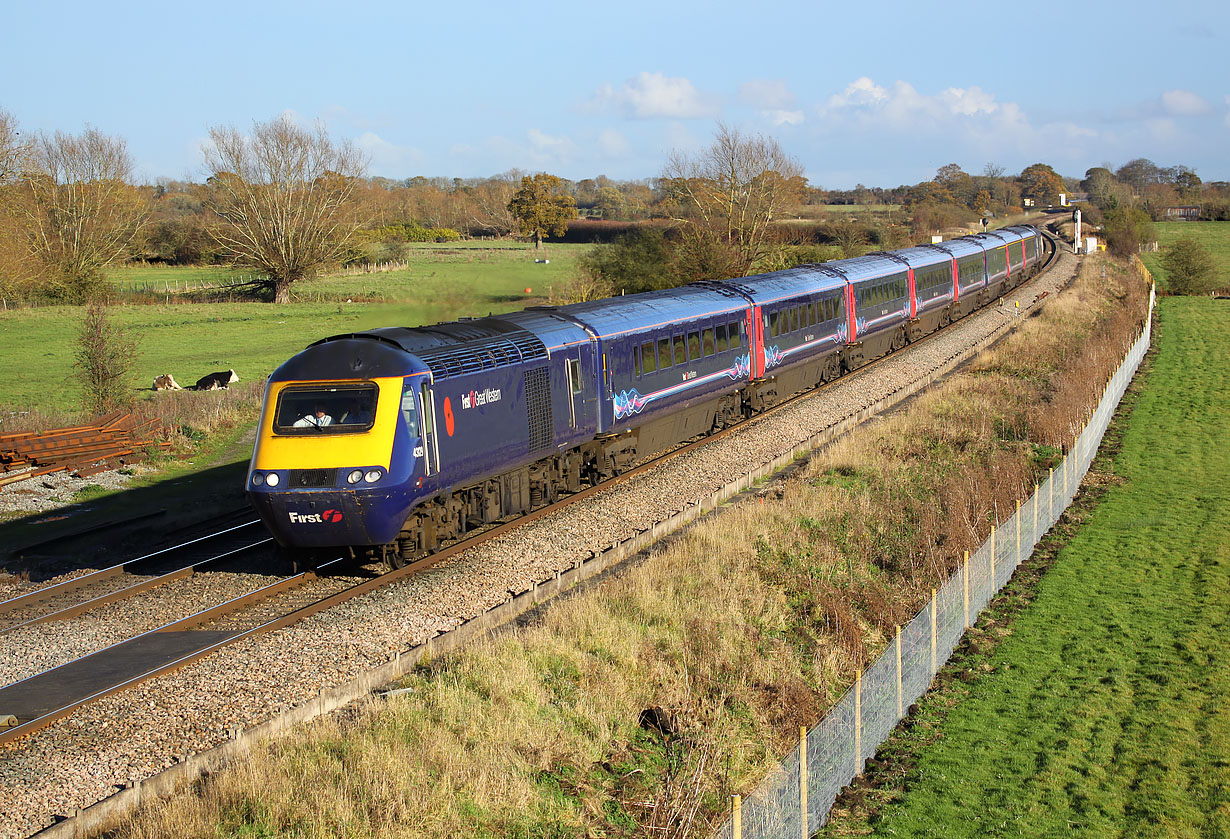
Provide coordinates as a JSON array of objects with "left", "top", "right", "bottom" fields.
[
  {"left": 702, "top": 327, "right": 715, "bottom": 356},
  {"left": 728, "top": 321, "right": 742, "bottom": 349},
  {"left": 806, "top": 302, "right": 815, "bottom": 326},
  {"left": 641, "top": 341, "right": 656, "bottom": 374},
  {"left": 673, "top": 334, "right": 686, "bottom": 366},
  {"left": 658, "top": 338, "right": 672, "bottom": 370},
  {"left": 790, "top": 306, "right": 799, "bottom": 333},
  {"left": 633, "top": 345, "right": 641, "bottom": 377},
  {"left": 768, "top": 311, "right": 779, "bottom": 338},
  {"left": 715, "top": 323, "right": 728, "bottom": 353},
  {"left": 687, "top": 330, "right": 701, "bottom": 360}
]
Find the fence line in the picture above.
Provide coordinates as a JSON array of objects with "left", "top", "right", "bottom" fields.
[{"left": 718, "top": 284, "right": 1156, "bottom": 839}]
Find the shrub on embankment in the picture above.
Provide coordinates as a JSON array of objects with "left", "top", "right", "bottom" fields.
[{"left": 112, "top": 255, "right": 1149, "bottom": 838}]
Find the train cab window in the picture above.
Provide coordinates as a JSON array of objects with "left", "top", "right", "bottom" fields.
[
  {"left": 687, "top": 331, "right": 701, "bottom": 360},
  {"left": 715, "top": 323, "right": 728, "bottom": 353},
  {"left": 673, "top": 334, "right": 686, "bottom": 366},
  {"left": 702, "top": 328, "right": 715, "bottom": 356},
  {"left": 728, "top": 321, "right": 742, "bottom": 349},
  {"left": 641, "top": 341, "right": 657, "bottom": 374},
  {"left": 657, "top": 338, "right": 672, "bottom": 370},
  {"left": 273, "top": 382, "right": 378, "bottom": 435},
  {"left": 400, "top": 384, "right": 419, "bottom": 437}
]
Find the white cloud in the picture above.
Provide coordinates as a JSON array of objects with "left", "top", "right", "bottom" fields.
[
  {"left": 355, "top": 132, "right": 423, "bottom": 172},
  {"left": 586, "top": 72, "right": 718, "bottom": 119},
  {"left": 1161, "top": 89, "right": 1212, "bottom": 116},
  {"left": 739, "top": 79, "right": 795, "bottom": 110},
  {"left": 825, "top": 77, "right": 889, "bottom": 109},
  {"left": 765, "top": 109, "right": 805, "bottom": 126},
  {"left": 597, "top": 128, "right": 631, "bottom": 157},
  {"left": 527, "top": 128, "right": 578, "bottom": 161}
]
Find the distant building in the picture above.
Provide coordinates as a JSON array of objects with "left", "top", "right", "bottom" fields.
[{"left": 1164, "top": 206, "right": 1201, "bottom": 220}]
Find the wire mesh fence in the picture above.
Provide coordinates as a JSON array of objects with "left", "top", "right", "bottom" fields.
[{"left": 717, "top": 285, "right": 1155, "bottom": 839}]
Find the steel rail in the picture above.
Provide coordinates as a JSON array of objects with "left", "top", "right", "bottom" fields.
[
  {"left": 0, "top": 537, "right": 275, "bottom": 633},
  {"left": 0, "top": 520, "right": 263, "bottom": 617},
  {"left": 0, "top": 228, "right": 1063, "bottom": 748}
]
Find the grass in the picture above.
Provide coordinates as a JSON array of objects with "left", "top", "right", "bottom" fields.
[
  {"left": 0, "top": 244, "right": 586, "bottom": 415},
  {"left": 822, "top": 297, "right": 1230, "bottom": 837},
  {"left": 107, "top": 255, "right": 1150, "bottom": 838},
  {"left": 1139, "top": 221, "right": 1230, "bottom": 292}
]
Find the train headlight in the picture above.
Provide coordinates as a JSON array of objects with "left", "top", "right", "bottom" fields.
[
  {"left": 251, "top": 472, "right": 265, "bottom": 487},
  {"left": 265, "top": 472, "right": 280, "bottom": 487},
  {"left": 364, "top": 469, "right": 383, "bottom": 483},
  {"left": 347, "top": 469, "right": 364, "bottom": 484}
]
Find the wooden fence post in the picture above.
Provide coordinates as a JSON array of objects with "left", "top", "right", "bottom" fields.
[
  {"left": 895, "top": 625, "right": 903, "bottom": 718},
  {"left": 732, "top": 795, "right": 742, "bottom": 839},
  {"left": 962, "top": 550, "right": 970, "bottom": 628},
  {"left": 854, "top": 669, "right": 863, "bottom": 774},
  {"left": 930, "top": 589, "right": 938, "bottom": 676},
  {"left": 799, "top": 726, "right": 808, "bottom": 839}
]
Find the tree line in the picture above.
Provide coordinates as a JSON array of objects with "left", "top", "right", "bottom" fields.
[{"left": 2, "top": 103, "right": 1224, "bottom": 306}]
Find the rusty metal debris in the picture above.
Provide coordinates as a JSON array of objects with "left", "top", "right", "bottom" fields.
[{"left": 0, "top": 412, "right": 170, "bottom": 489}]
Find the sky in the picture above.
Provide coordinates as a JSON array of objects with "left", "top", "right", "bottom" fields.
[{"left": 4, "top": 0, "right": 1228, "bottom": 190}]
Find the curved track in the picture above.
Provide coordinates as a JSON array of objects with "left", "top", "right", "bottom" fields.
[{"left": 0, "top": 227, "right": 1060, "bottom": 750}]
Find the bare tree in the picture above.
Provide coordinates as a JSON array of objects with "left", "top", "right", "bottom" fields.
[
  {"left": 203, "top": 115, "right": 367, "bottom": 303},
  {"left": 0, "top": 107, "right": 28, "bottom": 184},
  {"left": 661, "top": 123, "right": 804, "bottom": 275},
  {"left": 0, "top": 108, "right": 35, "bottom": 299},
  {"left": 19, "top": 127, "right": 148, "bottom": 302}
]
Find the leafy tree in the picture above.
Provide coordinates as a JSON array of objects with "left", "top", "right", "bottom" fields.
[
  {"left": 1161, "top": 236, "right": 1217, "bottom": 295},
  {"left": 661, "top": 122, "right": 804, "bottom": 275},
  {"left": 507, "top": 173, "right": 577, "bottom": 249},
  {"left": 1019, "top": 163, "right": 1064, "bottom": 205},
  {"left": 1102, "top": 207, "right": 1154, "bottom": 257},
  {"left": 203, "top": 115, "right": 367, "bottom": 303},
  {"left": 19, "top": 127, "right": 149, "bottom": 302},
  {"left": 1081, "top": 167, "right": 1121, "bottom": 210},
  {"left": 74, "top": 302, "right": 139, "bottom": 415},
  {"left": 1171, "top": 167, "right": 1202, "bottom": 200},
  {"left": 1115, "top": 158, "right": 1163, "bottom": 190},
  {"left": 577, "top": 227, "right": 676, "bottom": 294}
]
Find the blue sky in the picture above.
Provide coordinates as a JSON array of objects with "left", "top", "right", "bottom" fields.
[{"left": 5, "top": 0, "right": 1227, "bottom": 188}]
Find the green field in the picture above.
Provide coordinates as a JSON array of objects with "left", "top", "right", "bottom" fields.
[
  {"left": 0, "top": 244, "right": 585, "bottom": 414},
  {"left": 1140, "top": 221, "right": 1230, "bottom": 291},
  {"left": 827, "top": 298, "right": 1230, "bottom": 837}
]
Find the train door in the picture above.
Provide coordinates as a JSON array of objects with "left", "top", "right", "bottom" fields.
[
  {"left": 418, "top": 383, "right": 440, "bottom": 477},
  {"left": 745, "top": 307, "right": 765, "bottom": 379}
]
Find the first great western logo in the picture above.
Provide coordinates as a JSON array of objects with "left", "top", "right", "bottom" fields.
[{"left": 289, "top": 510, "right": 343, "bottom": 524}]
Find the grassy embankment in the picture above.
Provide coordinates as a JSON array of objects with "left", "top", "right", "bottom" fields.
[
  {"left": 822, "top": 296, "right": 1230, "bottom": 838},
  {"left": 1139, "top": 220, "right": 1230, "bottom": 292},
  {"left": 109, "top": 254, "right": 1149, "bottom": 838}
]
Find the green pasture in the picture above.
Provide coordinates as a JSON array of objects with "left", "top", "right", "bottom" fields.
[
  {"left": 1140, "top": 221, "right": 1230, "bottom": 291},
  {"left": 829, "top": 298, "right": 1230, "bottom": 837},
  {"left": 0, "top": 244, "right": 586, "bottom": 414}
]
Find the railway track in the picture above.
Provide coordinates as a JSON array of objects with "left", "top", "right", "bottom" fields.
[
  {"left": 0, "top": 520, "right": 271, "bottom": 632},
  {"left": 0, "top": 228, "right": 1061, "bottom": 751}
]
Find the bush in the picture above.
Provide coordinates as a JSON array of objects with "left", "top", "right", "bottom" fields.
[
  {"left": 74, "top": 303, "right": 140, "bottom": 416},
  {"left": 1102, "top": 207, "right": 1154, "bottom": 258},
  {"left": 1161, "top": 236, "right": 1217, "bottom": 295},
  {"left": 578, "top": 227, "right": 678, "bottom": 293}
]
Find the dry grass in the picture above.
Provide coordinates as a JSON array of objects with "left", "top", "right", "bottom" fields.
[{"left": 110, "top": 255, "right": 1149, "bottom": 838}]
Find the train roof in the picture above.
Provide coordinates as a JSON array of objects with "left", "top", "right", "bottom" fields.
[
  {"left": 926, "top": 237, "right": 985, "bottom": 258},
  {"left": 890, "top": 246, "right": 958, "bottom": 269},
  {"left": 710, "top": 264, "right": 847, "bottom": 305},
  {"left": 823, "top": 253, "right": 913, "bottom": 283},
  {"left": 552, "top": 285, "right": 748, "bottom": 340}
]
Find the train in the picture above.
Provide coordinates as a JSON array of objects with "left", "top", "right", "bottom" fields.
[{"left": 247, "top": 225, "right": 1046, "bottom": 568}]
